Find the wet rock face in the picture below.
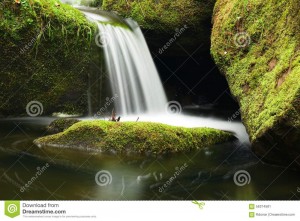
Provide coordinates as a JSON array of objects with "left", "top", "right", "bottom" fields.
[{"left": 211, "top": 0, "right": 300, "bottom": 168}]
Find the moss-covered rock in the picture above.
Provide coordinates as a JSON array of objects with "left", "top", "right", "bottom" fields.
[
  {"left": 34, "top": 120, "right": 234, "bottom": 155},
  {"left": 211, "top": 0, "right": 300, "bottom": 166},
  {"left": 102, "top": 0, "right": 215, "bottom": 32},
  {"left": 102, "top": 0, "right": 216, "bottom": 53},
  {"left": 47, "top": 118, "right": 81, "bottom": 134},
  {"left": 0, "top": 0, "right": 97, "bottom": 116}
]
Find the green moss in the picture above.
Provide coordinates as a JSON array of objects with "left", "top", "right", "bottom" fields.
[
  {"left": 101, "top": 0, "right": 216, "bottom": 54},
  {"left": 0, "top": 0, "right": 97, "bottom": 116},
  {"left": 102, "top": 0, "right": 216, "bottom": 32},
  {"left": 211, "top": 0, "right": 300, "bottom": 142},
  {"left": 34, "top": 120, "right": 234, "bottom": 155},
  {"left": 47, "top": 118, "right": 81, "bottom": 134}
]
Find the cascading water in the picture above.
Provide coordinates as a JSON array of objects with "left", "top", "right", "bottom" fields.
[
  {"left": 60, "top": 2, "right": 249, "bottom": 143},
  {"left": 79, "top": 9, "right": 167, "bottom": 115},
  {"left": 97, "top": 21, "right": 167, "bottom": 115}
]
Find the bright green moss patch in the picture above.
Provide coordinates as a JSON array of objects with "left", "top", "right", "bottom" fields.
[
  {"left": 101, "top": 0, "right": 216, "bottom": 54},
  {"left": 0, "top": 0, "right": 97, "bottom": 116},
  {"left": 211, "top": 0, "right": 300, "bottom": 141},
  {"left": 34, "top": 120, "right": 234, "bottom": 155},
  {"left": 102, "top": 0, "right": 216, "bottom": 32}
]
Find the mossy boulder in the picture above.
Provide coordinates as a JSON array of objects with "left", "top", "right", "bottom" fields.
[
  {"left": 102, "top": 0, "right": 215, "bottom": 32},
  {"left": 34, "top": 120, "right": 234, "bottom": 155},
  {"left": 102, "top": 0, "right": 216, "bottom": 53},
  {"left": 211, "top": 0, "right": 300, "bottom": 167},
  {"left": 0, "top": 0, "right": 97, "bottom": 116},
  {"left": 47, "top": 118, "right": 81, "bottom": 134}
]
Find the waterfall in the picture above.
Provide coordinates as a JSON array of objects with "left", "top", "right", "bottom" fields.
[
  {"left": 81, "top": 9, "right": 167, "bottom": 115},
  {"left": 97, "top": 20, "right": 167, "bottom": 115}
]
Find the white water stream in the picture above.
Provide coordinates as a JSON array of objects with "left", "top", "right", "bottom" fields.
[{"left": 83, "top": 11, "right": 167, "bottom": 115}]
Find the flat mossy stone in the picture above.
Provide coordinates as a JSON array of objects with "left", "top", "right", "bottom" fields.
[{"left": 34, "top": 120, "right": 235, "bottom": 155}]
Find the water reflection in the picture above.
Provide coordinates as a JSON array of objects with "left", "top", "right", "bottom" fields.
[{"left": 0, "top": 118, "right": 299, "bottom": 200}]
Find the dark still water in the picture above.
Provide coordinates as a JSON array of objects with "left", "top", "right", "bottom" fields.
[{"left": 0, "top": 118, "right": 299, "bottom": 200}]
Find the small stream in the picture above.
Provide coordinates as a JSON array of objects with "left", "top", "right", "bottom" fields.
[{"left": 0, "top": 114, "right": 299, "bottom": 200}]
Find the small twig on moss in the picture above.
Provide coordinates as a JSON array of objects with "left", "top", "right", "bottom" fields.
[{"left": 109, "top": 108, "right": 121, "bottom": 122}]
